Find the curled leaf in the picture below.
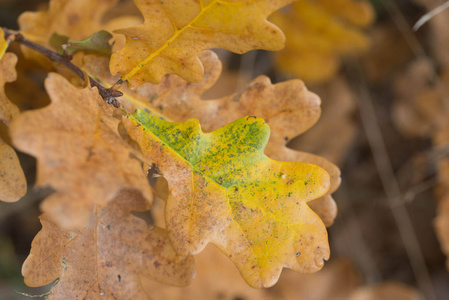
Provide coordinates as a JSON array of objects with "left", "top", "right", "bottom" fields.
[
  {"left": 49, "top": 30, "right": 113, "bottom": 56},
  {"left": 18, "top": 0, "right": 119, "bottom": 64}
]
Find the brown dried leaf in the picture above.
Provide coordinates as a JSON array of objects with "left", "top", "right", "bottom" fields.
[
  {"left": 22, "top": 189, "right": 195, "bottom": 299},
  {"left": 85, "top": 50, "right": 341, "bottom": 226},
  {"left": 0, "top": 34, "right": 26, "bottom": 202},
  {"left": 0, "top": 138, "right": 26, "bottom": 202},
  {"left": 9, "top": 73, "right": 152, "bottom": 228},
  {"left": 0, "top": 52, "right": 19, "bottom": 124}
]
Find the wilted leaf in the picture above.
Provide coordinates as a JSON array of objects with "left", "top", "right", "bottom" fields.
[
  {"left": 85, "top": 50, "right": 341, "bottom": 226},
  {"left": 270, "top": 0, "right": 374, "bottom": 83},
  {"left": 124, "top": 109, "right": 331, "bottom": 288},
  {"left": 22, "top": 189, "right": 195, "bottom": 299},
  {"left": 0, "top": 31, "right": 26, "bottom": 203},
  {"left": 49, "top": 30, "right": 113, "bottom": 56},
  {"left": 110, "top": 0, "right": 295, "bottom": 87},
  {"left": 9, "top": 73, "right": 152, "bottom": 228},
  {"left": 18, "top": 0, "right": 118, "bottom": 64}
]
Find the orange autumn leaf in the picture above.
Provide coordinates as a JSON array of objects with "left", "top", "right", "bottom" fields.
[
  {"left": 0, "top": 29, "right": 26, "bottom": 202},
  {"left": 86, "top": 50, "right": 340, "bottom": 226},
  {"left": 124, "top": 109, "right": 331, "bottom": 288},
  {"left": 22, "top": 189, "right": 195, "bottom": 299},
  {"left": 110, "top": 0, "right": 295, "bottom": 87},
  {"left": 9, "top": 73, "right": 152, "bottom": 228},
  {"left": 270, "top": 0, "right": 374, "bottom": 83}
]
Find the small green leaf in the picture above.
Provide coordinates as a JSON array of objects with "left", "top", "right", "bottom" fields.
[{"left": 49, "top": 30, "right": 113, "bottom": 56}]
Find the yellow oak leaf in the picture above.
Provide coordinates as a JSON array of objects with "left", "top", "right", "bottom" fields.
[
  {"left": 110, "top": 0, "right": 295, "bottom": 87},
  {"left": 9, "top": 73, "right": 152, "bottom": 228},
  {"left": 270, "top": 0, "right": 374, "bottom": 83},
  {"left": 123, "top": 109, "right": 331, "bottom": 288},
  {"left": 0, "top": 30, "right": 26, "bottom": 203},
  {"left": 22, "top": 189, "right": 195, "bottom": 299},
  {"left": 18, "top": 0, "right": 118, "bottom": 64},
  {"left": 85, "top": 50, "right": 340, "bottom": 226}
]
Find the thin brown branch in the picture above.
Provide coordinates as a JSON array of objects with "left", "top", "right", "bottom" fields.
[{"left": 2, "top": 27, "right": 122, "bottom": 108}]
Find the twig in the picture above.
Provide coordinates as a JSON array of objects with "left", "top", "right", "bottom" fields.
[{"left": 1, "top": 27, "right": 123, "bottom": 108}]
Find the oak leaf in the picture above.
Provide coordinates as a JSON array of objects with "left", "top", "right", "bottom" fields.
[
  {"left": 0, "top": 30, "right": 26, "bottom": 202},
  {"left": 22, "top": 189, "right": 195, "bottom": 299},
  {"left": 270, "top": 0, "right": 374, "bottom": 83},
  {"left": 85, "top": 50, "right": 341, "bottom": 226},
  {"left": 110, "top": 0, "right": 295, "bottom": 87},
  {"left": 9, "top": 73, "right": 152, "bottom": 228},
  {"left": 124, "top": 109, "right": 331, "bottom": 288}
]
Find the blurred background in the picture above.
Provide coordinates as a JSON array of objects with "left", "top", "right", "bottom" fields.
[{"left": 0, "top": 0, "right": 449, "bottom": 299}]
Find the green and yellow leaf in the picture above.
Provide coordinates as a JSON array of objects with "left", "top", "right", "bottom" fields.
[
  {"left": 85, "top": 50, "right": 341, "bottom": 226},
  {"left": 123, "top": 109, "right": 331, "bottom": 288},
  {"left": 110, "top": 0, "right": 295, "bottom": 87}
]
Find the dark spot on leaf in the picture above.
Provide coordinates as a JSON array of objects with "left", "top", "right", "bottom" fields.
[
  {"left": 118, "top": 274, "right": 121, "bottom": 282},
  {"left": 295, "top": 252, "right": 301, "bottom": 257},
  {"left": 154, "top": 261, "right": 160, "bottom": 268}
]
